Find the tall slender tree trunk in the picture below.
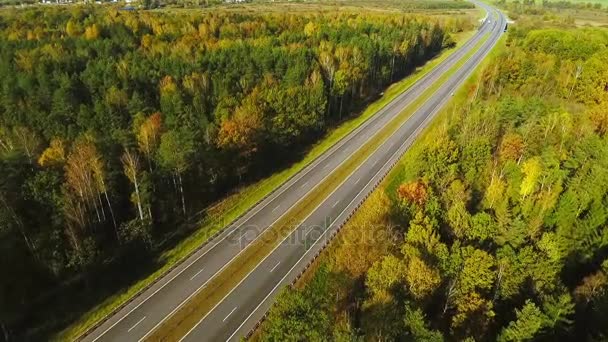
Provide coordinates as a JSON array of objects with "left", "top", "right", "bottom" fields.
[
  {"left": 134, "top": 177, "right": 144, "bottom": 221},
  {"left": 493, "top": 264, "right": 504, "bottom": 302},
  {"left": 147, "top": 157, "right": 153, "bottom": 174},
  {"left": 178, "top": 174, "right": 186, "bottom": 216},
  {"left": 172, "top": 174, "right": 178, "bottom": 195},
  {"left": 96, "top": 192, "right": 106, "bottom": 221},
  {"left": 0, "top": 196, "right": 37, "bottom": 259},
  {"left": 443, "top": 279, "right": 457, "bottom": 314},
  {"left": 92, "top": 197, "right": 101, "bottom": 223},
  {"left": 103, "top": 191, "right": 118, "bottom": 237}
]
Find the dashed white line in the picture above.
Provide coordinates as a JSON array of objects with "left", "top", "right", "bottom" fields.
[
  {"left": 127, "top": 316, "right": 146, "bottom": 333},
  {"left": 300, "top": 181, "right": 309, "bottom": 189},
  {"left": 270, "top": 261, "right": 281, "bottom": 273},
  {"left": 223, "top": 307, "right": 238, "bottom": 322},
  {"left": 372, "top": 159, "right": 378, "bottom": 166},
  {"left": 190, "top": 268, "right": 205, "bottom": 281},
  {"left": 332, "top": 200, "right": 340, "bottom": 208},
  {"left": 272, "top": 205, "right": 280, "bottom": 212},
  {"left": 355, "top": 177, "right": 361, "bottom": 185},
  {"left": 323, "top": 163, "right": 331, "bottom": 170}
]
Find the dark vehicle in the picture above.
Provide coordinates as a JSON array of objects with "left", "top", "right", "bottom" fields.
[{"left": 504, "top": 23, "right": 508, "bottom": 32}]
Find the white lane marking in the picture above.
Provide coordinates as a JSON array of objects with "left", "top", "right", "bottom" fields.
[
  {"left": 355, "top": 177, "right": 361, "bottom": 185},
  {"left": 190, "top": 268, "right": 205, "bottom": 281},
  {"left": 332, "top": 200, "right": 340, "bottom": 208},
  {"left": 223, "top": 307, "right": 238, "bottom": 322},
  {"left": 270, "top": 261, "right": 281, "bottom": 273},
  {"left": 223, "top": 8, "right": 505, "bottom": 341},
  {"left": 323, "top": 163, "right": 330, "bottom": 170},
  {"left": 372, "top": 159, "right": 378, "bottom": 166},
  {"left": 300, "top": 181, "right": 309, "bottom": 189},
  {"left": 272, "top": 205, "right": 280, "bottom": 213},
  {"left": 127, "top": 316, "right": 146, "bottom": 333}
]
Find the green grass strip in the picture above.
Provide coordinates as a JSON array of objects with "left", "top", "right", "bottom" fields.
[
  {"left": 56, "top": 29, "right": 479, "bottom": 342},
  {"left": 147, "top": 31, "right": 491, "bottom": 341}
]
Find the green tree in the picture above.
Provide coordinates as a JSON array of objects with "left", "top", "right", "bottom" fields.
[{"left": 158, "top": 129, "right": 195, "bottom": 216}]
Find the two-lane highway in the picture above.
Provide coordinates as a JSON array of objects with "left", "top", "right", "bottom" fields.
[{"left": 80, "top": 2, "right": 505, "bottom": 341}]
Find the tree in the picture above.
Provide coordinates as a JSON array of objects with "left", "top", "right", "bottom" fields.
[
  {"left": 121, "top": 149, "right": 145, "bottom": 221},
  {"left": 63, "top": 137, "right": 120, "bottom": 243},
  {"left": 38, "top": 138, "right": 66, "bottom": 167},
  {"left": 158, "top": 129, "right": 195, "bottom": 216},
  {"left": 520, "top": 157, "right": 542, "bottom": 199},
  {"left": 397, "top": 180, "right": 428, "bottom": 207},
  {"left": 498, "top": 301, "right": 545, "bottom": 342},
  {"left": 404, "top": 306, "right": 444, "bottom": 342},
  {"left": 366, "top": 254, "right": 404, "bottom": 300},
  {"left": 136, "top": 112, "right": 162, "bottom": 172},
  {"left": 261, "top": 265, "right": 332, "bottom": 341},
  {"left": 404, "top": 255, "right": 441, "bottom": 300}
]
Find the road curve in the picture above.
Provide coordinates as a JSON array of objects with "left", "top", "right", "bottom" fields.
[{"left": 80, "top": 3, "right": 505, "bottom": 341}]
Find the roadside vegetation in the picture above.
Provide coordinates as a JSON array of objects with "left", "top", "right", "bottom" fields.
[
  {"left": 0, "top": 1, "right": 480, "bottom": 340},
  {"left": 257, "top": 3, "right": 608, "bottom": 341}
]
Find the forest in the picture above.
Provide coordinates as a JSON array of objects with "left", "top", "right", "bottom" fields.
[
  {"left": 0, "top": 2, "right": 479, "bottom": 340},
  {"left": 258, "top": 8, "right": 608, "bottom": 342}
]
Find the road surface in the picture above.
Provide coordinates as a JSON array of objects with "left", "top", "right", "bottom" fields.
[{"left": 80, "top": 3, "right": 505, "bottom": 341}]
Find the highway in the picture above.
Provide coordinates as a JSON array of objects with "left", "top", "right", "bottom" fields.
[{"left": 80, "top": 3, "right": 505, "bottom": 341}]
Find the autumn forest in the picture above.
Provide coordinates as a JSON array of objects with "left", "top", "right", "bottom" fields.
[
  {"left": 258, "top": 4, "right": 608, "bottom": 342},
  {"left": 0, "top": 3, "right": 477, "bottom": 340}
]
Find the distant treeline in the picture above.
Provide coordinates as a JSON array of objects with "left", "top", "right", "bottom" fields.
[{"left": 497, "top": 0, "right": 606, "bottom": 12}]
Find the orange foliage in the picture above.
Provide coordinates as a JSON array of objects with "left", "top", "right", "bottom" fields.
[
  {"left": 397, "top": 180, "right": 428, "bottom": 206},
  {"left": 137, "top": 112, "right": 162, "bottom": 160},
  {"left": 216, "top": 110, "right": 261, "bottom": 153},
  {"left": 499, "top": 133, "right": 525, "bottom": 162},
  {"left": 38, "top": 138, "right": 66, "bottom": 167}
]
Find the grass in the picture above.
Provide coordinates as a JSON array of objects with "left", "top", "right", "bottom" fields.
[
  {"left": 146, "top": 31, "right": 492, "bottom": 341},
  {"left": 55, "top": 19, "right": 481, "bottom": 342}
]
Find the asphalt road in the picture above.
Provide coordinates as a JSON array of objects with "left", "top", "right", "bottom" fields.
[{"left": 80, "top": 3, "right": 505, "bottom": 341}]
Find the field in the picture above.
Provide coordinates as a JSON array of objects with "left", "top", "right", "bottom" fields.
[{"left": 500, "top": 0, "right": 608, "bottom": 26}]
